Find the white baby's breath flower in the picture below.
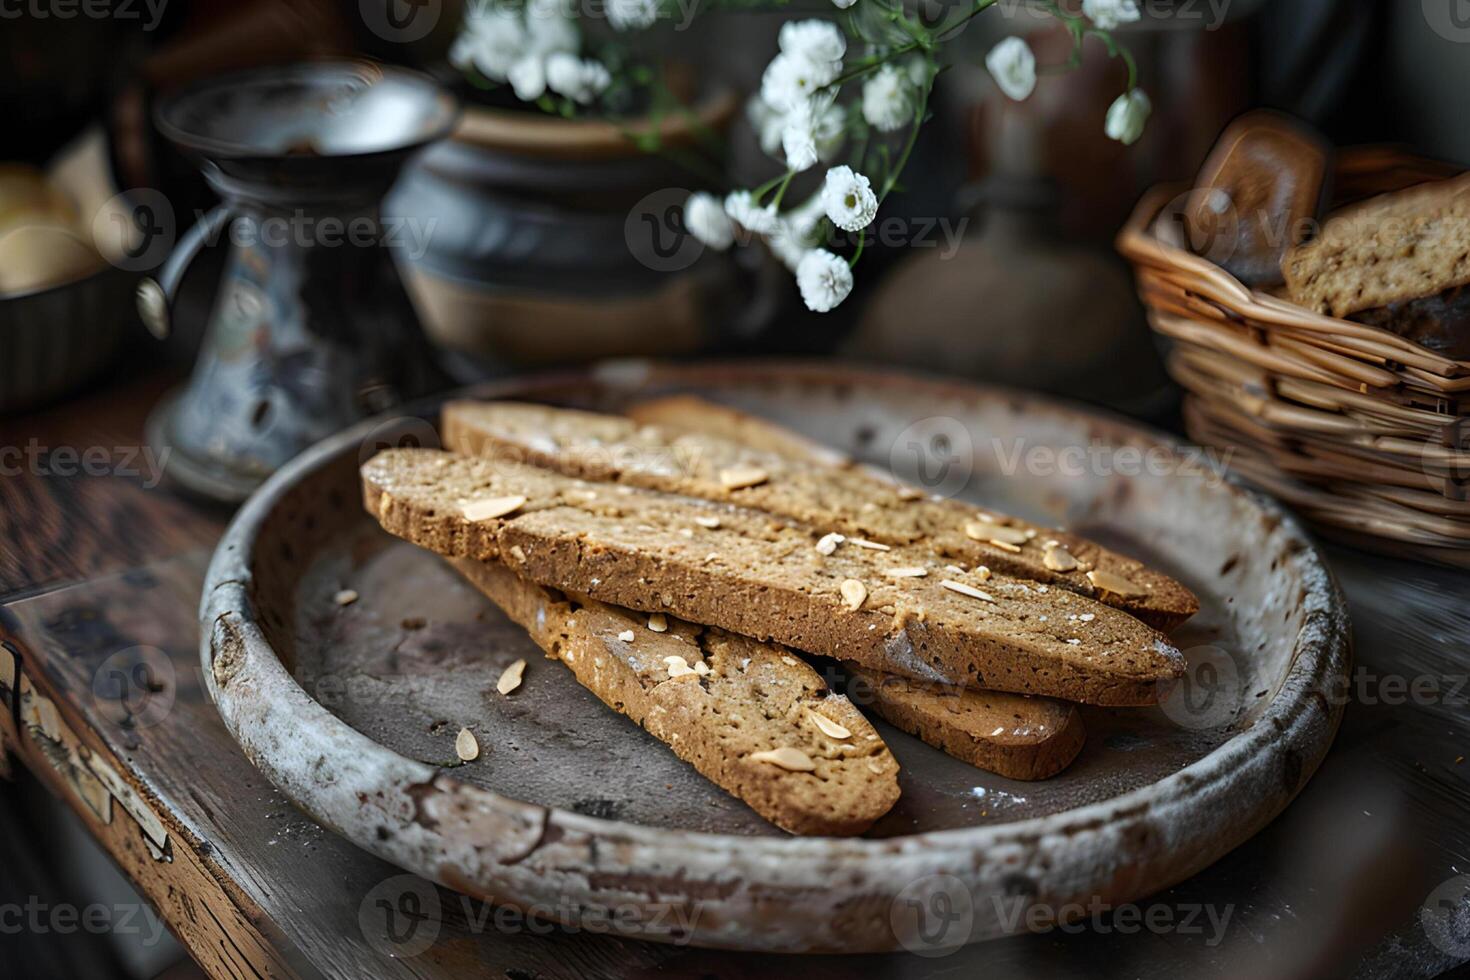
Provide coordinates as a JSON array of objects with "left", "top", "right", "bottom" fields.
[
  {"left": 862, "top": 64, "right": 914, "bottom": 133},
  {"left": 747, "top": 96, "right": 788, "bottom": 157},
  {"left": 526, "top": 7, "right": 579, "bottom": 54},
  {"left": 796, "top": 248, "right": 853, "bottom": 312},
  {"left": 986, "top": 36, "right": 1036, "bottom": 101},
  {"left": 508, "top": 56, "right": 546, "bottom": 101},
  {"left": 779, "top": 93, "right": 842, "bottom": 172},
  {"left": 761, "top": 52, "right": 839, "bottom": 112},
  {"left": 812, "top": 100, "right": 846, "bottom": 163},
  {"left": 905, "top": 56, "right": 930, "bottom": 88},
  {"left": 1105, "top": 88, "right": 1151, "bottom": 145},
  {"left": 724, "top": 191, "right": 780, "bottom": 235},
  {"left": 831, "top": 0, "right": 857, "bottom": 8},
  {"left": 767, "top": 192, "right": 829, "bottom": 271},
  {"left": 821, "top": 165, "right": 878, "bottom": 233},
  {"left": 546, "top": 52, "right": 611, "bottom": 104},
  {"left": 684, "top": 192, "right": 735, "bottom": 250},
  {"left": 778, "top": 19, "right": 847, "bottom": 66},
  {"left": 607, "top": 0, "right": 659, "bottom": 30},
  {"left": 782, "top": 118, "right": 820, "bottom": 172},
  {"left": 457, "top": 5, "right": 526, "bottom": 81},
  {"left": 1082, "top": 0, "right": 1140, "bottom": 30},
  {"left": 767, "top": 227, "right": 811, "bottom": 273}
]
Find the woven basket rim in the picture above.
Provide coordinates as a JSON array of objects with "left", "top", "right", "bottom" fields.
[{"left": 1116, "top": 149, "right": 1470, "bottom": 382}]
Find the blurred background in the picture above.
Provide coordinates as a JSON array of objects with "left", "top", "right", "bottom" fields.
[{"left": 2, "top": 0, "right": 1469, "bottom": 976}]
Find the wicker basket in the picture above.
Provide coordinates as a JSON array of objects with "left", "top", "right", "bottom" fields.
[{"left": 1117, "top": 146, "right": 1470, "bottom": 568}]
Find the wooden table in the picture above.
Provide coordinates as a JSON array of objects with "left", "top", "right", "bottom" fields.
[{"left": 3, "top": 374, "right": 1468, "bottom": 980}]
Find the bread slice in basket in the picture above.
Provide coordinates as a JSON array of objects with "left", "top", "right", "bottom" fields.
[
  {"left": 441, "top": 400, "right": 1199, "bottom": 631},
  {"left": 450, "top": 558, "right": 900, "bottom": 836},
  {"left": 361, "top": 449, "right": 1185, "bottom": 706}
]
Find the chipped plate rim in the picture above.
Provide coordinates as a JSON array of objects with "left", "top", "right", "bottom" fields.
[{"left": 200, "top": 360, "right": 1351, "bottom": 953}]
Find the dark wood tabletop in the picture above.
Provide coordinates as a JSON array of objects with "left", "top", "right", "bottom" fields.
[{"left": 2, "top": 373, "right": 1468, "bottom": 980}]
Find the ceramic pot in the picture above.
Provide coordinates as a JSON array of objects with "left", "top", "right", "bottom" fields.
[{"left": 385, "top": 91, "right": 744, "bottom": 370}]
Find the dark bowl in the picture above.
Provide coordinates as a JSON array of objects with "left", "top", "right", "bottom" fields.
[{"left": 0, "top": 266, "right": 140, "bottom": 415}]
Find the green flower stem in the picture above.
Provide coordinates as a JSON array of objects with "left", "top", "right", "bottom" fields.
[
  {"left": 768, "top": 168, "right": 798, "bottom": 208},
  {"left": 848, "top": 226, "right": 866, "bottom": 268},
  {"left": 877, "top": 86, "right": 928, "bottom": 204}
]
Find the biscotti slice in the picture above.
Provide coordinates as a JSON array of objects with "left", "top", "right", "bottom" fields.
[
  {"left": 456, "top": 552, "right": 1083, "bottom": 783},
  {"left": 441, "top": 400, "right": 1199, "bottom": 631},
  {"left": 449, "top": 558, "right": 899, "bottom": 836},
  {"left": 362, "top": 449, "right": 1185, "bottom": 705},
  {"left": 842, "top": 665, "right": 1085, "bottom": 780},
  {"left": 626, "top": 394, "right": 855, "bottom": 467},
  {"left": 1282, "top": 172, "right": 1470, "bottom": 318}
]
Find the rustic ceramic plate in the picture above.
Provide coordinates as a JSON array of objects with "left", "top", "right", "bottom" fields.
[{"left": 200, "top": 361, "right": 1350, "bottom": 953}]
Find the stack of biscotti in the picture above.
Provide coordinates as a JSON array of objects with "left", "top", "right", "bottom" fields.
[{"left": 360, "top": 400, "right": 1198, "bottom": 834}]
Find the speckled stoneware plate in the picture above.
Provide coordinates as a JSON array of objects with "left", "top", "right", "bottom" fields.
[{"left": 200, "top": 361, "right": 1351, "bottom": 953}]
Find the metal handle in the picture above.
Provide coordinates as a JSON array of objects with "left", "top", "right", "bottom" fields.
[{"left": 136, "top": 204, "right": 234, "bottom": 340}]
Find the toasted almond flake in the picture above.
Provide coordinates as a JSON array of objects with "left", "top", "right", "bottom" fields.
[
  {"left": 719, "top": 466, "right": 769, "bottom": 490},
  {"left": 704, "top": 552, "right": 720, "bottom": 563},
  {"left": 1043, "top": 545, "right": 1079, "bottom": 572},
  {"left": 455, "top": 728, "right": 480, "bottom": 761},
  {"left": 990, "top": 726, "right": 1005, "bottom": 737},
  {"left": 973, "top": 565, "right": 992, "bottom": 581},
  {"left": 964, "top": 520, "right": 1029, "bottom": 546},
  {"left": 990, "top": 539, "right": 1023, "bottom": 553},
  {"left": 647, "top": 613, "right": 669, "bottom": 633},
  {"left": 944, "top": 565, "right": 966, "bottom": 575},
  {"left": 694, "top": 515, "right": 722, "bottom": 529},
  {"left": 462, "top": 494, "right": 527, "bottom": 521},
  {"left": 1087, "top": 569, "right": 1146, "bottom": 597},
  {"left": 941, "top": 579, "right": 996, "bottom": 603},
  {"left": 509, "top": 545, "right": 527, "bottom": 562},
  {"left": 815, "top": 532, "right": 845, "bottom": 556},
  {"left": 333, "top": 589, "right": 359, "bottom": 606},
  {"left": 896, "top": 485, "right": 925, "bottom": 501},
  {"left": 664, "top": 654, "right": 698, "bottom": 678},
  {"left": 1066, "top": 638, "right": 1082, "bottom": 645},
  {"left": 617, "top": 629, "right": 636, "bottom": 642},
  {"left": 1080, "top": 613, "right": 1096, "bottom": 622},
  {"left": 840, "top": 579, "right": 868, "bottom": 611},
  {"left": 693, "top": 661, "right": 711, "bottom": 676},
  {"left": 867, "top": 759, "right": 887, "bottom": 774},
  {"left": 885, "top": 567, "right": 928, "bottom": 578},
  {"left": 781, "top": 655, "right": 798, "bottom": 666},
  {"left": 848, "top": 538, "right": 891, "bottom": 551},
  {"left": 810, "top": 712, "right": 852, "bottom": 739},
  {"left": 496, "top": 658, "right": 526, "bottom": 695},
  {"left": 748, "top": 747, "right": 816, "bottom": 772}
]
